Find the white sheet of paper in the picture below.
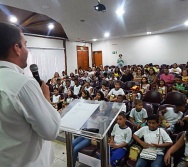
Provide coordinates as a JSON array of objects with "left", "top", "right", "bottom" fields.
[{"left": 60, "top": 102, "right": 99, "bottom": 130}]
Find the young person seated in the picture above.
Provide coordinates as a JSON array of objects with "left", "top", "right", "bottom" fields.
[
  {"left": 182, "top": 69, "right": 188, "bottom": 84},
  {"left": 159, "top": 106, "right": 183, "bottom": 134},
  {"left": 107, "top": 81, "right": 125, "bottom": 102},
  {"left": 169, "top": 63, "right": 182, "bottom": 75},
  {"left": 73, "top": 78, "right": 81, "bottom": 96},
  {"left": 129, "top": 99, "right": 148, "bottom": 130},
  {"left": 51, "top": 88, "right": 61, "bottom": 108},
  {"left": 109, "top": 111, "right": 132, "bottom": 167},
  {"left": 111, "top": 95, "right": 127, "bottom": 113},
  {"left": 156, "top": 79, "right": 167, "bottom": 98},
  {"left": 172, "top": 75, "right": 188, "bottom": 96},
  {"left": 72, "top": 111, "right": 102, "bottom": 167},
  {"left": 133, "top": 115, "right": 173, "bottom": 167}
]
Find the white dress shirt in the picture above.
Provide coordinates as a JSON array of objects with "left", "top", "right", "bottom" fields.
[{"left": 0, "top": 61, "right": 61, "bottom": 167}]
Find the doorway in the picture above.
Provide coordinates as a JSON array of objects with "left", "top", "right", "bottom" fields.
[
  {"left": 93, "top": 51, "right": 103, "bottom": 68},
  {"left": 77, "top": 46, "right": 89, "bottom": 71}
]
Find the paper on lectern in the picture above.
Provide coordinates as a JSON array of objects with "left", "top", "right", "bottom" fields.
[{"left": 60, "top": 102, "right": 99, "bottom": 130}]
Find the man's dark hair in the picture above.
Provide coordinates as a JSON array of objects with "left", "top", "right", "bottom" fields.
[
  {"left": 0, "top": 22, "right": 22, "bottom": 59},
  {"left": 147, "top": 115, "right": 159, "bottom": 123},
  {"left": 53, "top": 88, "right": 59, "bottom": 91},
  {"left": 176, "top": 75, "right": 182, "bottom": 80},
  {"left": 118, "top": 111, "right": 126, "bottom": 118}
]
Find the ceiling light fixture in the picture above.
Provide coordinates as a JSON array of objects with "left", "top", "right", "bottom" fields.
[
  {"left": 94, "top": 0, "right": 106, "bottom": 12},
  {"left": 9, "top": 15, "right": 17, "bottom": 23},
  {"left": 92, "top": 39, "right": 97, "bottom": 41},
  {"left": 147, "top": 32, "right": 151, "bottom": 35},
  {"left": 48, "top": 23, "right": 54, "bottom": 30},
  {"left": 104, "top": 32, "right": 110, "bottom": 37},
  {"left": 116, "top": 8, "right": 125, "bottom": 16},
  {"left": 184, "top": 20, "right": 188, "bottom": 26}
]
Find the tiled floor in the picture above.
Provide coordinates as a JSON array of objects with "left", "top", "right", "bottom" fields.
[{"left": 51, "top": 132, "right": 89, "bottom": 167}]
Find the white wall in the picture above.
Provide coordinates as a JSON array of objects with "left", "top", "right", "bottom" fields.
[
  {"left": 66, "top": 41, "right": 92, "bottom": 75},
  {"left": 25, "top": 35, "right": 93, "bottom": 75},
  {"left": 92, "top": 31, "right": 188, "bottom": 66},
  {"left": 25, "top": 35, "right": 64, "bottom": 49}
]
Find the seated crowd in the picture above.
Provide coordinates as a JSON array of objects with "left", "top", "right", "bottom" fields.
[{"left": 47, "top": 62, "right": 188, "bottom": 167}]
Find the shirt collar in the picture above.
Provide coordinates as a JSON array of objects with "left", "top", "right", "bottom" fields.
[{"left": 0, "top": 61, "right": 24, "bottom": 74}]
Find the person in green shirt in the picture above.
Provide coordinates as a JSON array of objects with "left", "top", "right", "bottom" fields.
[{"left": 117, "top": 54, "right": 124, "bottom": 68}]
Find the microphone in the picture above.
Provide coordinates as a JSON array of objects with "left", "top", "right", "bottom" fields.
[{"left": 30, "top": 64, "right": 42, "bottom": 86}]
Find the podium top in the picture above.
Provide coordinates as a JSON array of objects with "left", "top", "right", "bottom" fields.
[{"left": 60, "top": 99, "right": 125, "bottom": 139}]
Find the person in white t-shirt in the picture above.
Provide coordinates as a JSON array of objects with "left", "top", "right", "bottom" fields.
[
  {"left": 169, "top": 63, "right": 182, "bottom": 74},
  {"left": 73, "top": 78, "right": 81, "bottom": 96},
  {"left": 109, "top": 111, "right": 132, "bottom": 167},
  {"left": 107, "top": 81, "right": 125, "bottom": 102},
  {"left": 129, "top": 99, "right": 148, "bottom": 130},
  {"left": 111, "top": 95, "right": 127, "bottom": 113},
  {"left": 159, "top": 106, "right": 183, "bottom": 133},
  {"left": 133, "top": 115, "right": 173, "bottom": 167},
  {"left": 51, "top": 88, "right": 61, "bottom": 108}
]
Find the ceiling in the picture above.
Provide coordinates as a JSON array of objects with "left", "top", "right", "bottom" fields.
[
  {"left": 0, "top": 5, "right": 67, "bottom": 39},
  {"left": 0, "top": 0, "right": 188, "bottom": 42}
]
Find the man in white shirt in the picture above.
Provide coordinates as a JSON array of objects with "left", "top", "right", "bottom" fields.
[
  {"left": 169, "top": 63, "right": 182, "bottom": 74},
  {"left": 0, "top": 23, "right": 61, "bottom": 167}
]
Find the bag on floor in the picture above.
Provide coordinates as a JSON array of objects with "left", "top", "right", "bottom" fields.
[{"left": 128, "top": 144, "right": 142, "bottom": 161}]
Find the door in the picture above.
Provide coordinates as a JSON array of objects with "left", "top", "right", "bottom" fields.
[
  {"left": 77, "top": 46, "right": 89, "bottom": 71},
  {"left": 93, "top": 51, "right": 103, "bottom": 68}
]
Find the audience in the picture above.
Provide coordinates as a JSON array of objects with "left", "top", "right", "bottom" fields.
[{"left": 47, "top": 62, "right": 188, "bottom": 166}]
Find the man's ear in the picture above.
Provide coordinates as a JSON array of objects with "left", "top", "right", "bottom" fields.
[{"left": 13, "top": 44, "right": 21, "bottom": 56}]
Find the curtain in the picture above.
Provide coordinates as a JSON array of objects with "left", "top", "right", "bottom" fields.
[{"left": 24, "top": 48, "right": 65, "bottom": 82}]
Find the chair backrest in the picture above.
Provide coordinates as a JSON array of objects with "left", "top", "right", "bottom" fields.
[
  {"left": 143, "top": 90, "right": 163, "bottom": 104},
  {"left": 162, "top": 92, "right": 187, "bottom": 106},
  {"left": 143, "top": 102, "right": 154, "bottom": 116},
  {"left": 126, "top": 120, "right": 136, "bottom": 134},
  {"left": 124, "top": 81, "right": 136, "bottom": 90}
]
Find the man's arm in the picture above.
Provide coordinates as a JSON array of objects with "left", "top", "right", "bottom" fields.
[{"left": 18, "top": 79, "right": 61, "bottom": 141}]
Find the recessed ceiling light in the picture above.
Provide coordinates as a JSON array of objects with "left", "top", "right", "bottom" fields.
[
  {"left": 9, "top": 15, "right": 17, "bottom": 23},
  {"left": 104, "top": 32, "right": 110, "bottom": 37},
  {"left": 92, "top": 39, "right": 97, "bottom": 41},
  {"left": 116, "top": 8, "right": 125, "bottom": 16},
  {"left": 48, "top": 23, "right": 54, "bottom": 30},
  {"left": 147, "top": 32, "right": 151, "bottom": 35},
  {"left": 184, "top": 20, "right": 188, "bottom": 26}
]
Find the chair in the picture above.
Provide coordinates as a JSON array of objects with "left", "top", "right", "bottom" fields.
[
  {"left": 143, "top": 102, "right": 154, "bottom": 116},
  {"left": 143, "top": 90, "right": 163, "bottom": 114},
  {"left": 124, "top": 81, "right": 136, "bottom": 90},
  {"left": 161, "top": 92, "right": 187, "bottom": 106},
  {"left": 123, "top": 81, "right": 136, "bottom": 94}
]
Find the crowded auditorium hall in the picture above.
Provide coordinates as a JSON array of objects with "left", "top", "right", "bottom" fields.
[{"left": 0, "top": 1, "right": 188, "bottom": 167}]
